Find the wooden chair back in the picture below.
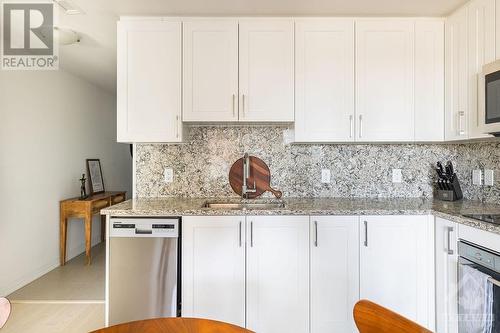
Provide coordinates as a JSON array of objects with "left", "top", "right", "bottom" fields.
[
  {"left": 91, "top": 317, "right": 255, "bottom": 333},
  {"left": 353, "top": 300, "right": 432, "bottom": 333}
]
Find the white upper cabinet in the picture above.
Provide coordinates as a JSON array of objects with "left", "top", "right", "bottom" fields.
[
  {"left": 294, "top": 19, "right": 355, "bottom": 142},
  {"left": 246, "top": 216, "right": 309, "bottom": 333},
  {"left": 310, "top": 216, "right": 359, "bottom": 333},
  {"left": 415, "top": 21, "right": 445, "bottom": 141},
  {"left": 183, "top": 20, "right": 239, "bottom": 122},
  {"left": 467, "top": 0, "right": 495, "bottom": 139},
  {"left": 445, "top": 7, "right": 469, "bottom": 141},
  {"left": 117, "top": 20, "right": 182, "bottom": 143},
  {"left": 359, "top": 215, "right": 434, "bottom": 330},
  {"left": 356, "top": 20, "right": 415, "bottom": 142},
  {"left": 239, "top": 20, "right": 295, "bottom": 122},
  {"left": 181, "top": 216, "right": 245, "bottom": 327}
]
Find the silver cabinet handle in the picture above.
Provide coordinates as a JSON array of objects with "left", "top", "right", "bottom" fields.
[
  {"left": 364, "top": 221, "right": 368, "bottom": 247},
  {"left": 458, "top": 111, "right": 465, "bottom": 136},
  {"left": 447, "top": 226, "right": 454, "bottom": 255},
  {"left": 349, "top": 115, "right": 354, "bottom": 138},
  {"left": 232, "top": 94, "right": 236, "bottom": 117},
  {"left": 314, "top": 221, "right": 318, "bottom": 247},
  {"left": 242, "top": 94, "right": 246, "bottom": 117},
  {"left": 359, "top": 115, "right": 363, "bottom": 139},
  {"left": 239, "top": 221, "right": 242, "bottom": 247},
  {"left": 176, "top": 115, "right": 180, "bottom": 138},
  {"left": 250, "top": 221, "right": 253, "bottom": 247}
]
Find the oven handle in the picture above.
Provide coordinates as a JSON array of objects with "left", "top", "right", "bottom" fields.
[
  {"left": 459, "top": 260, "right": 500, "bottom": 287},
  {"left": 489, "top": 277, "right": 500, "bottom": 287}
]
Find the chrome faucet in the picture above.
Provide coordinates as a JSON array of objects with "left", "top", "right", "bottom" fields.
[{"left": 242, "top": 153, "right": 257, "bottom": 199}]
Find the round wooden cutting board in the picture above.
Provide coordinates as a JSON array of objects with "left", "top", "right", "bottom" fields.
[{"left": 229, "top": 156, "right": 282, "bottom": 199}]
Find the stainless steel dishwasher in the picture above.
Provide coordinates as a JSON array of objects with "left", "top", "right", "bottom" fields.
[{"left": 108, "top": 217, "right": 181, "bottom": 326}]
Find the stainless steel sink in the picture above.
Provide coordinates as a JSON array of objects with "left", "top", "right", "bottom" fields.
[{"left": 203, "top": 201, "right": 286, "bottom": 210}]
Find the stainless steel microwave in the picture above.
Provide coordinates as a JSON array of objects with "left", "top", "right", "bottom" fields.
[{"left": 480, "top": 60, "right": 500, "bottom": 136}]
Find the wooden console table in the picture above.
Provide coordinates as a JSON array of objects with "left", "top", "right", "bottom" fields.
[{"left": 60, "top": 191, "right": 126, "bottom": 265}]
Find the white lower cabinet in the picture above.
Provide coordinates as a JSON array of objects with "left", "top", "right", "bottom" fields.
[
  {"left": 181, "top": 216, "right": 245, "bottom": 327},
  {"left": 246, "top": 215, "right": 310, "bottom": 333},
  {"left": 182, "top": 214, "right": 435, "bottom": 332},
  {"left": 359, "top": 215, "right": 434, "bottom": 330},
  {"left": 435, "top": 217, "right": 458, "bottom": 333},
  {"left": 310, "top": 216, "right": 359, "bottom": 333}
]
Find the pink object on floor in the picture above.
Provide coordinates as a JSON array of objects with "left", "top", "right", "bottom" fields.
[{"left": 0, "top": 297, "right": 11, "bottom": 328}]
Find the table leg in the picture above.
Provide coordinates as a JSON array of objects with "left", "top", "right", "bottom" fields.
[
  {"left": 101, "top": 215, "right": 106, "bottom": 243},
  {"left": 85, "top": 212, "right": 92, "bottom": 265},
  {"left": 59, "top": 207, "right": 67, "bottom": 266}
]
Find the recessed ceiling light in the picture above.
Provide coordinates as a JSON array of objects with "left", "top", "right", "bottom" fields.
[{"left": 53, "top": 0, "right": 85, "bottom": 15}]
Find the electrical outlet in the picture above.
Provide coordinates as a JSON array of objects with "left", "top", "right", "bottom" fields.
[
  {"left": 472, "top": 169, "right": 483, "bottom": 185},
  {"left": 321, "top": 169, "right": 331, "bottom": 184},
  {"left": 485, "top": 170, "right": 494, "bottom": 186},
  {"left": 164, "top": 168, "right": 173, "bottom": 183},
  {"left": 392, "top": 169, "right": 402, "bottom": 183}
]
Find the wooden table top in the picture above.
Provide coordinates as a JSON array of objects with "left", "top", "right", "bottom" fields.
[
  {"left": 91, "top": 318, "right": 254, "bottom": 333},
  {"left": 60, "top": 191, "right": 126, "bottom": 203}
]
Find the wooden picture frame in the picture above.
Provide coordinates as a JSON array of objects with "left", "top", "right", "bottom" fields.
[{"left": 86, "top": 159, "right": 105, "bottom": 195}]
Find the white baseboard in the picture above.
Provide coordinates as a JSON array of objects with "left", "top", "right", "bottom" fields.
[
  {"left": 2, "top": 259, "right": 59, "bottom": 297},
  {"left": 2, "top": 235, "right": 103, "bottom": 297}
]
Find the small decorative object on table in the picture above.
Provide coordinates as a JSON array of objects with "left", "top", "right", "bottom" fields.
[
  {"left": 86, "top": 159, "right": 105, "bottom": 194},
  {"left": 79, "top": 174, "right": 88, "bottom": 199},
  {"left": 435, "top": 161, "right": 463, "bottom": 201}
]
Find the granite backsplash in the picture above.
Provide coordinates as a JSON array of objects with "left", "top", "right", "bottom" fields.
[{"left": 135, "top": 126, "right": 500, "bottom": 203}]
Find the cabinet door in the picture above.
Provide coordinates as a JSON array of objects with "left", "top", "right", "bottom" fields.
[
  {"left": 310, "top": 216, "right": 359, "bottom": 333},
  {"left": 183, "top": 20, "right": 239, "bottom": 122},
  {"left": 246, "top": 216, "right": 309, "bottom": 333},
  {"left": 182, "top": 216, "right": 245, "bottom": 327},
  {"left": 294, "top": 19, "right": 355, "bottom": 142},
  {"left": 356, "top": 20, "right": 415, "bottom": 142},
  {"left": 239, "top": 20, "right": 294, "bottom": 122},
  {"left": 415, "top": 20, "right": 445, "bottom": 141},
  {"left": 467, "top": 0, "right": 495, "bottom": 139},
  {"left": 445, "top": 7, "right": 469, "bottom": 141},
  {"left": 359, "top": 215, "right": 434, "bottom": 330},
  {"left": 117, "top": 20, "right": 182, "bottom": 143},
  {"left": 435, "top": 217, "right": 458, "bottom": 333}
]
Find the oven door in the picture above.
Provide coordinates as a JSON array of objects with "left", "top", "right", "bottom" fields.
[{"left": 458, "top": 257, "right": 500, "bottom": 332}]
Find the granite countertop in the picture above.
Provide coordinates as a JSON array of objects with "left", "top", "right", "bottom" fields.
[{"left": 101, "top": 197, "right": 500, "bottom": 235}]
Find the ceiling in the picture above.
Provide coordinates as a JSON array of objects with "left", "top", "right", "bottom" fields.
[{"left": 57, "top": 0, "right": 468, "bottom": 93}]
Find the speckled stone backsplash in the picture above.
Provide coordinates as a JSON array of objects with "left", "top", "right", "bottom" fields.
[{"left": 135, "top": 126, "right": 500, "bottom": 203}]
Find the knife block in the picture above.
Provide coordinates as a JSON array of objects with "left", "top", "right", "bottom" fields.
[{"left": 436, "top": 177, "right": 463, "bottom": 201}]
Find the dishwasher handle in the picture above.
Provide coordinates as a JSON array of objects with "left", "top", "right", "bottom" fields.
[{"left": 135, "top": 228, "right": 153, "bottom": 235}]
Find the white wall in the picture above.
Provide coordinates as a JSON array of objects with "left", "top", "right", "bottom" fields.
[{"left": 0, "top": 70, "right": 132, "bottom": 296}]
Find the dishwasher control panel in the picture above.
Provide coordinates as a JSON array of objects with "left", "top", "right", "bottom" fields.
[{"left": 110, "top": 217, "right": 179, "bottom": 238}]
